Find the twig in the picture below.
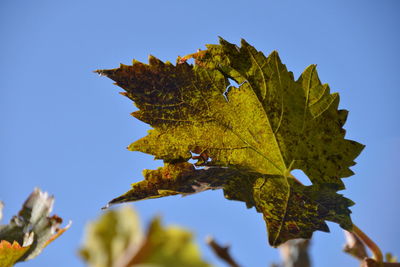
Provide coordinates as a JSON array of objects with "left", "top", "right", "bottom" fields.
[
  {"left": 361, "top": 258, "right": 400, "bottom": 267},
  {"left": 352, "top": 224, "right": 383, "bottom": 263},
  {"left": 289, "top": 173, "right": 386, "bottom": 264},
  {"left": 206, "top": 236, "right": 241, "bottom": 267},
  {"left": 343, "top": 230, "right": 368, "bottom": 261}
]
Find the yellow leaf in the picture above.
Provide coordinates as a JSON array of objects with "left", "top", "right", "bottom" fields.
[{"left": 0, "top": 240, "right": 30, "bottom": 267}]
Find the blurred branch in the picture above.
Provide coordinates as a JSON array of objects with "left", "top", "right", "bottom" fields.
[
  {"left": 360, "top": 258, "right": 400, "bottom": 267},
  {"left": 206, "top": 236, "right": 241, "bottom": 267},
  {"left": 352, "top": 224, "right": 383, "bottom": 262},
  {"left": 277, "top": 239, "right": 311, "bottom": 267},
  {"left": 343, "top": 230, "right": 368, "bottom": 261},
  {"left": 343, "top": 230, "right": 400, "bottom": 267}
]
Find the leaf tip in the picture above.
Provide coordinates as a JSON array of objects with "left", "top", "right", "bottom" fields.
[
  {"left": 148, "top": 54, "right": 162, "bottom": 65},
  {"left": 304, "top": 64, "right": 317, "bottom": 73},
  {"left": 240, "top": 38, "right": 249, "bottom": 47},
  {"left": 94, "top": 69, "right": 108, "bottom": 77},
  {"left": 104, "top": 195, "right": 127, "bottom": 209},
  {"left": 217, "top": 35, "right": 225, "bottom": 43},
  {"left": 101, "top": 203, "right": 111, "bottom": 210},
  {"left": 270, "top": 50, "right": 280, "bottom": 57}
]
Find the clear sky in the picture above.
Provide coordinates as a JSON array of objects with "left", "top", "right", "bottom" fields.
[{"left": 1, "top": 1, "right": 399, "bottom": 266}]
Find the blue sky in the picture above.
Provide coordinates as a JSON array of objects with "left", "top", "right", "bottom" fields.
[{"left": 1, "top": 1, "right": 399, "bottom": 266}]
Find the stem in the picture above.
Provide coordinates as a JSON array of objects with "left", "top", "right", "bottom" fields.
[
  {"left": 352, "top": 224, "right": 383, "bottom": 263},
  {"left": 289, "top": 172, "right": 385, "bottom": 263},
  {"left": 206, "top": 236, "right": 241, "bottom": 267}
]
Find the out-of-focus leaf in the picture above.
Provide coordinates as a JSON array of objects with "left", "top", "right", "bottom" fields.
[
  {"left": 0, "top": 188, "right": 70, "bottom": 265},
  {"left": 0, "top": 240, "right": 31, "bottom": 267},
  {"left": 97, "top": 38, "right": 363, "bottom": 246},
  {"left": 79, "top": 206, "right": 143, "bottom": 267},
  {"left": 80, "top": 206, "right": 212, "bottom": 267},
  {"left": 386, "top": 253, "right": 398, "bottom": 263},
  {"left": 130, "top": 217, "right": 212, "bottom": 267}
]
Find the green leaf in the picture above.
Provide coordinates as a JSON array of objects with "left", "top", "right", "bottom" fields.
[
  {"left": 79, "top": 206, "right": 212, "bottom": 267},
  {"left": 385, "top": 252, "right": 398, "bottom": 263},
  {"left": 97, "top": 38, "right": 364, "bottom": 246},
  {"left": 133, "top": 217, "right": 212, "bottom": 267},
  {"left": 0, "top": 188, "right": 70, "bottom": 265},
  {"left": 79, "top": 206, "right": 143, "bottom": 267}
]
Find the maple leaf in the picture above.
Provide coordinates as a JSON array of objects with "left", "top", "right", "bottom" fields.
[
  {"left": 0, "top": 188, "right": 71, "bottom": 265},
  {"left": 96, "top": 38, "right": 364, "bottom": 246},
  {"left": 79, "top": 206, "right": 212, "bottom": 267}
]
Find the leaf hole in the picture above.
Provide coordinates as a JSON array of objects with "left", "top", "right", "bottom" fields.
[
  {"left": 193, "top": 165, "right": 206, "bottom": 170},
  {"left": 291, "top": 169, "right": 312, "bottom": 186},
  {"left": 189, "top": 151, "right": 212, "bottom": 168},
  {"left": 228, "top": 78, "right": 240, "bottom": 87},
  {"left": 224, "top": 78, "right": 248, "bottom": 102},
  {"left": 188, "top": 155, "right": 198, "bottom": 165},
  {"left": 184, "top": 57, "right": 195, "bottom": 65}
]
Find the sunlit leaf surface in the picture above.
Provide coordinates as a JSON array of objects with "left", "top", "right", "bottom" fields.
[{"left": 97, "top": 38, "right": 364, "bottom": 246}]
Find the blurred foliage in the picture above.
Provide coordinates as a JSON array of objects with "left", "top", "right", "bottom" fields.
[
  {"left": 0, "top": 240, "right": 31, "bottom": 267},
  {"left": 0, "top": 188, "right": 70, "bottom": 266},
  {"left": 385, "top": 253, "right": 398, "bottom": 263},
  {"left": 343, "top": 231, "right": 398, "bottom": 267},
  {"left": 79, "top": 206, "right": 212, "bottom": 267}
]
